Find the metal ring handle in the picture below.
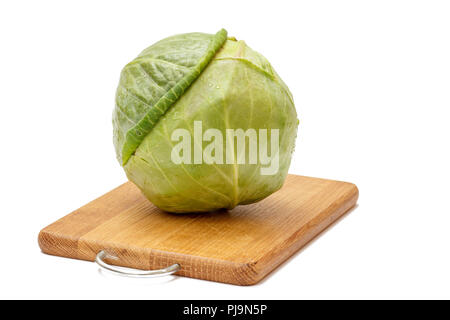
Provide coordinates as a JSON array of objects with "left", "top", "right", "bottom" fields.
[{"left": 95, "top": 250, "right": 180, "bottom": 278}]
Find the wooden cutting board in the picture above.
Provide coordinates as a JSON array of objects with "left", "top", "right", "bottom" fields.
[{"left": 38, "top": 174, "right": 358, "bottom": 285}]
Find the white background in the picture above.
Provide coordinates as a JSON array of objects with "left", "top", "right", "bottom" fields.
[{"left": 1, "top": 0, "right": 449, "bottom": 299}]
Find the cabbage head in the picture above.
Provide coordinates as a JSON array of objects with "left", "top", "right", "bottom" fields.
[{"left": 113, "top": 29, "right": 298, "bottom": 213}]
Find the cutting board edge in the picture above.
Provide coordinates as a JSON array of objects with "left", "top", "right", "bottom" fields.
[{"left": 38, "top": 232, "right": 266, "bottom": 286}]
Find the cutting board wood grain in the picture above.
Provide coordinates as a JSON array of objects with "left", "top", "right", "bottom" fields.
[{"left": 39, "top": 175, "right": 358, "bottom": 285}]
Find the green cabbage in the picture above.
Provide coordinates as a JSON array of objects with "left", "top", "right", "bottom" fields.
[{"left": 113, "top": 29, "right": 298, "bottom": 213}]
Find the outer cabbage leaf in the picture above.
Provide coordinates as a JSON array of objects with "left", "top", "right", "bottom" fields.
[{"left": 113, "top": 29, "right": 227, "bottom": 165}]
